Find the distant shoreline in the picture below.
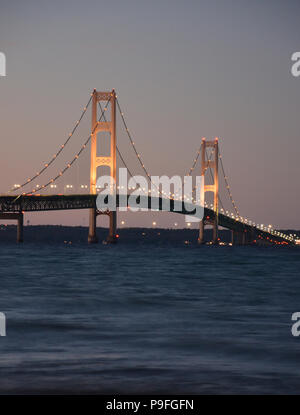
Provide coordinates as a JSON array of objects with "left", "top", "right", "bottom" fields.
[{"left": 0, "top": 225, "right": 298, "bottom": 244}]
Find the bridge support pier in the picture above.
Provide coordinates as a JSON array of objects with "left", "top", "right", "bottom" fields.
[
  {"left": 198, "top": 220, "right": 205, "bottom": 244},
  {"left": 88, "top": 208, "right": 98, "bottom": 244},
  {"left": 231, "top": 230, "right": 255, "bottom": 245},
  {"left": 107, "top": 211, "right": 117, "bottom": 243},
  {"left": 0, "top": 212, "right": 23, "bottom": 243},
  {"left": 198, "top": 217, "right": 218, "bottom": 244},
  {"left": 212, "top": 219, "right": 218, "bottom": 245},
  {"left": 17, "top": 213, "right": 23, "bottom": 243},
  {"left": 88, "top": 210, "right": 117, "bottom": 244},
  {"left": 232, "top": 230, "right": 243, "bottom": 245}
]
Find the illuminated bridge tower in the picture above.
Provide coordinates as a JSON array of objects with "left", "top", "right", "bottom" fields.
[
  {"left": 88, "top": 89, "right": 117, "bottom": 244},
  {"left": 198, "top": 137, "right": 219, "bottom": 244}
]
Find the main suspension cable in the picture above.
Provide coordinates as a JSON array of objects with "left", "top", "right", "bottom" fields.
[
  {"left": 22, "top": 96, "right": 111, "bottom": 195},
  {"left": 187, "top": 145, "right": 202, "bottom": 176},
  {"left": 218, "top": 144, "right": 240, "bottom": 217},
  {"left": 9, "top": 92, "right": 93, "bottom": 193},
  {"left": 116, "top": 98, "right": 167, "bottom": 198}
]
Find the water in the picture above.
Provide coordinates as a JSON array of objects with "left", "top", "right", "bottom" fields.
[{"left": 0, "top": 242, "right": 300, "bottom": 394}]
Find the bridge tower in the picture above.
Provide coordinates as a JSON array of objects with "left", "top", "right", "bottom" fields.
[
  {"left": 198, "top": 137, "right": 219, "bottom": 244},
  {"left": 88, "top": 89, "right": 117, "bottom": 243}
]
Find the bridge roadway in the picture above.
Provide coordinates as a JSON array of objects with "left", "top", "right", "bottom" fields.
[{"left": 0, "top": 194, "right": 293, "bottom": 245}]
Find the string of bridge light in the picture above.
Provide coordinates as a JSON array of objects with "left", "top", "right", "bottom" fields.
[
  {"left": 116, "top": 98, "right": 170, "bottom": 199},
  {"left": 117, "top": 97, "right": 233, "bottom": 208},
  {"left": 207, "top": 154, "right": 294, "bottom": 241},
  {"left": 218, "top": 144, "right": 240, "bottom": 217},
  {"left": 115, "top": 135, "right": 291, "bottom": 241},
  {"left": 187, "top": 144, "right": 202, "bottom": 176},
  {"left": 21, "top": 96, "right": 112, "bottom": 195},
  {"left": 7, "top": 89, "right": 294, "bottom": 242},
  {"left": 171, "top": 143, "right": 203, "bottom": 201},
  {"left": 117, "top": 101, "right": 234, "bottom": 208},
  {"left": 215, "top": 147, "right": 293, "bottom": 241},
  {"left": 112, "top": 96, "right": 292, "bottom": 241},
  {"left": 152, "top": 143, "right": 204, "bottom": 202},
  {"left": 215, "top": 202, "right": 293, "bottom": 242},
  {"left": 117, "top": 98, "right": 212, "bottom": 202},
  {"left": 10, "top": 92, "right": 93, "bottom": 193}
]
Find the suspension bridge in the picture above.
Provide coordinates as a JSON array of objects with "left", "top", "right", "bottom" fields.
[{"left": 0, "top": 89, "right": 295, "bottom": 245}]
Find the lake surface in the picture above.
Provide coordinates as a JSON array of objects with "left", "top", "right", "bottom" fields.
[{"left": 0, "top": 241, "right": 300, "bottom": 394}]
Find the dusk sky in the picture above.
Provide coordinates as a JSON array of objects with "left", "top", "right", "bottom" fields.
[{"left": 0, "top": 0, "right": 300, "bottom": 228}]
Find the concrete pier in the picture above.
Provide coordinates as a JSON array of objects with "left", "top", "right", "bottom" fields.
[
  {"left": 0, "top": 212, "right": 24, "bottom": 242},
  {"left": 88, "top": 208, "right": 98, "bottom": 243},
  {"left": 17, "top": 213, "right": 23, "bottom": 243}
]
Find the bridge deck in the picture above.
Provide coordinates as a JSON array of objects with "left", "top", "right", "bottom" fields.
[{"left": 0, "top": 194, "right": 293, "bottom": 245}]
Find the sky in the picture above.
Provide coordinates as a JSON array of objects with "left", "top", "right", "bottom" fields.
[{"left": 0, "top": 0, "right": 300, "bottom": 229}]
